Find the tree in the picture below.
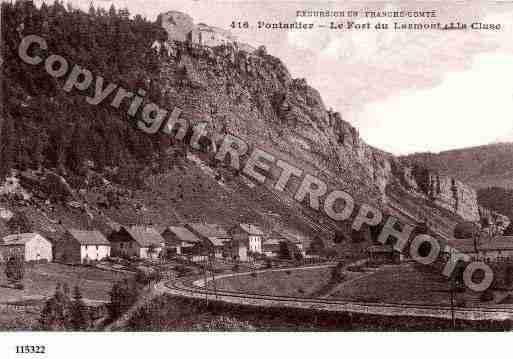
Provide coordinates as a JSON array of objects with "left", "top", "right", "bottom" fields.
[
  {"left": 108, "top": 278, "right": 139, "bottom": 319},
  {"left": 7, "top": 211, "right": 32, "bottom": 233},
  {"left": 40, "top": 284, "right": 73, "bottom": 330},
  {"left": 5, "top": 256, "right": 25, "bottom": 284},
  {"left": 330, "top": 261, "right": 345, "bottom": 282},
  {"left": 0, "top": 115, "right": 16, "bottom": 179},
  {"left": 70, "top": 286, "right": 90, "bottom": 330}
]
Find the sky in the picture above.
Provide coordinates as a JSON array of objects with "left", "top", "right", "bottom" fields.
[{"left": 34, "top": 0, "right": 513, "bottom": 155}]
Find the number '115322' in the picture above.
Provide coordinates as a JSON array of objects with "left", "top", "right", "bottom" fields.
[{"left": 15, "top": 346, "right": 46, "bottom": 354}]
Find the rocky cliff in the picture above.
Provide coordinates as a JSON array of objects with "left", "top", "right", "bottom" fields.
[{"left": 149, "top": 11, "right": 511, "bottom": 237}]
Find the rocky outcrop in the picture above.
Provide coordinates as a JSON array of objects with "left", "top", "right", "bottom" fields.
[
  {"left": 153, "top": 11, "right": 508, "bottom": 231},
  {"left": 479, "top": 207, "right": 511, "bottom": 235},
  {"left": 157, "top": 11, "right": 195, "bottom": 42}
]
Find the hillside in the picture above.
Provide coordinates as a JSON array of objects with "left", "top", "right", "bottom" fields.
[
  {"left": 477, "top": 187, "right": 513, "bottom": 235},
  {"left": 1, "top": 2, "right": 510, "bottom": 248},
  {"left": 401, "top": 143, "right": 513, "bottom": 190}
]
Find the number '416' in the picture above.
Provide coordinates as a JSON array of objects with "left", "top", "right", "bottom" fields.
[{"left": 230, "top": 21, "right": 249, "bottom": 29}]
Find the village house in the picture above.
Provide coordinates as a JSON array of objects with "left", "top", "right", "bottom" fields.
[
  {"left": 450, "top": 236, "right": 513, "bottom": 261},
  {"left": 308, "top": 236, "right": 335, "bottom": 256},
  {"left": 265, "top": 230, "right": 307, "bottom": 260},
  {"left": 161, "top": 226, "right": 201, "bottom": 257},
  {"left": 278, "top": 230, "right": 307, "bottom": 256},
  {"left": 227, "top": 239, "right": 249, "bottom": 262},
  {"left": 262, "top": 238, "right": 281, "bottom": 258},
  {"left": 109, "top": 226, "right": 164, "bottom": 259},
  {"left": 0, "top": 233, "right": 52, "bottom": 262},
  {"left": 185, "top": 223, "right": 231, "bottom": 259},
  {"left": 228, "top": 224, "right": 264, "bottom": 254},
  {"left": 55, "top": 230, "right": 111, "bottom": 264},
  {"left": 367, "top": 245, "right": 402, "bottom": 265}
]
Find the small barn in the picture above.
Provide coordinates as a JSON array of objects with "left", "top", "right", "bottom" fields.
[
  {"left": 56, "top": 230, "right": 111, "bottom": 264},
  {"left": 185, "top": 223, "right": 231, "bottom": 258},
  {"left": 161, "top": 226, "right": 201, "bottom": 257},
  {"left": 1, "top": 233, "right": 53, "bottom": 262},
  {"left": 109, "top": 226, "right": 164, "bottom": 259},
  {"left": 278, "top": 230, "right": 307, "bottom": 256}
]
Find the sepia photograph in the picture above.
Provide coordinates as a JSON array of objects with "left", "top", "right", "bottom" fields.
[{"left": 1, "top": 0, "right": 513, "bottom": 351}]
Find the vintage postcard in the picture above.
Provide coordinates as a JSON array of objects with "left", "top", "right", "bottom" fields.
[{"left": 1, "top": 0, "right": 513, "bottom": 348}]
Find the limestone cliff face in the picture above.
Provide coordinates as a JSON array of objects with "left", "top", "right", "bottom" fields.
[
  {"left": 390, "top": 161, "right": 508, "bottom": 233},
  {"left": 153, "top": 40, "right": 388, "bottom": 208},
  {"left": 152, "top": 12, "right": 508, "bottom": 231},
  {"left": 427, "top": 175, "right": 479, "bottom": 222}
]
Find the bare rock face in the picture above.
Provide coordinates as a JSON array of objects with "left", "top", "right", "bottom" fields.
[
  {"left": 479, "top": 207, "right": 511, "bottom": 235},
  {"left": 153, "top": 12, "right": 509, "bottom": 228}
]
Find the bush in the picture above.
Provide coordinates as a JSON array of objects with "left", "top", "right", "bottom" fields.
[
  {"left": 480, "top": 290, "right": 494, "bottom": 302},
  {"left": 108, "top": 278, "right": 140, "bottom": 319},
  {"left": 330, "top": 262, "right": 345, "bottom": 282},
  {"left": 6, "top": 211, "right": 32, "bottom": 233},
  {"left": 5, "top": 256, "right": 24, "bottom": 283}
]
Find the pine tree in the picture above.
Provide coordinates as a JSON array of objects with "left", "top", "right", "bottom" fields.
[
  {"left": 40, "top": 284, "right": 73, "bottom": 330},
  {"left": 88, "top": 2, "right": 96, "bottom": 17},
  {"left": 108, "top": 278, "right": 139, "bottom": 319},
  {"left": 0, "top": 115, "right": 16, "bottom": 179},
  {"left": 71, "top": 286, "right": 89, "bottom": 330}
]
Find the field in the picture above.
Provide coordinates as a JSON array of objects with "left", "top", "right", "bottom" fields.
[
  {"left": 211, "top": 262, "right": 513, "bottom": 308},
  {"left": 329, "top": 263, "right": 453, "bottom": 305},
  {"left": 0, "top": 262, "right": 134, "bottom": 330},
  {"left": 212, "top": 266, "right": 334, "bottom": 297},
  {"left": 0, "top": 262, "right": 133, "bottom": 303}
]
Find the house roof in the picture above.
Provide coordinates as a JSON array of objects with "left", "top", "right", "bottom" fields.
[
  {"left": 186, "top": 223, "right": 229, "bottom": 239},
  {"left": 236, "top": 224, "right": 264, "bottom": 236},
  {"left": 1, "top": 233, "right": 44, "bottom": 246},
  {"left": 164, "top": 226, "right": 201, "bottom": 244},
  {"left": 207, "top": 237, "right": 229, "bottom": 247},
  {"left": 67, "top": 230, "right": 110, "bottom": 246},
  {"left": 275, "top": 229, "right": 306, "bottom": 244},
  {"left": 263, "top": 238, "right": 281, "bottom": 246},
  {"left": 124, "top": 226, "right": 164, "bottom": 248}
]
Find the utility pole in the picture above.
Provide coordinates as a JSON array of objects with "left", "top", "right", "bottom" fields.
[
  {"left": 203, "top": 253, "right": 209, "bottom": 306},
  {"left": 209, "top": 250, "right": 218, "bottom": 300},
  {"left": 449, "top": 247, "right": 456, "bottom": 330},
  {"left": 450, "top": 275, "right": 456, "bottom": 329}
]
